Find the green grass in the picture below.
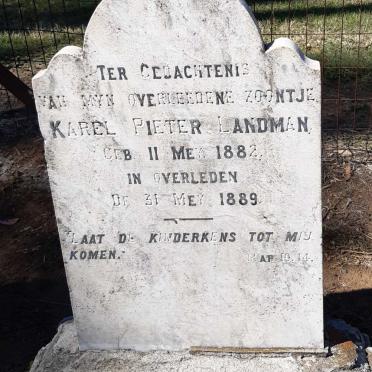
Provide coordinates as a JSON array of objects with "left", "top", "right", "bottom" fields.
[
  {"left": 253, "top": 0, "right": 372, "bottom": 71},
  {"left": 0, "top": 0, "right": 98, "bottom": 63}
]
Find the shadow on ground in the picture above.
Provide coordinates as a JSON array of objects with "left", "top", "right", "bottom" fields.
[
  {"left": 325, "top": 289, "right": 372, "bottom": 343},
  {"left": 0, "top": 279, "right": 72, "bottom": 372}
]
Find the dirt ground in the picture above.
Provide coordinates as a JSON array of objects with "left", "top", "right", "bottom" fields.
[
  {"left": 0, "top": 116, "right": 71, "bottom": 372},
  {"left": 0, "top": 116, "right": 371, "bottom": 371}
]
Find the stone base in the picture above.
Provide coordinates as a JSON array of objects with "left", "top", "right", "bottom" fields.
[{"left": 31, "top": 321, "right": 370, "bottom": 372}]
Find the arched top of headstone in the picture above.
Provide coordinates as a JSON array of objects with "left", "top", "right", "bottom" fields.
[
  {"left": 36, "top": 0, "right": 319, "bottom": 81},
  {"left": 83, "top": 0, "right": 265, "bottom": 64}
]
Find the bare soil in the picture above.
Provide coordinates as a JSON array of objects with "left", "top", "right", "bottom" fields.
[
  {"left": 0, "top": 118, "right": 371, "bottom": 371},
  {"left": 0, "top": 121, "right": 72, "bottom": 372}
]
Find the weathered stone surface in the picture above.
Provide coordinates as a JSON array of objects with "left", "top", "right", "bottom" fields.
[
  {"left": 30, "top": 322, "right": 369, "bottom": 372},
  {"left": 32, "top": 0, "right": 322, "bottom": 351}
]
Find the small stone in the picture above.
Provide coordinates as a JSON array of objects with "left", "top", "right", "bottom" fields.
[
  {"left": 366, "top": 347, "right": 372, "bottom": 367},
  {"left": 331, "top": 341, "right": 357, "bottom": 368}
]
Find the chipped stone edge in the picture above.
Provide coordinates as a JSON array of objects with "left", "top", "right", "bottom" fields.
[{"left": 30, "top": 321, "right": 72, "bottom": 372}]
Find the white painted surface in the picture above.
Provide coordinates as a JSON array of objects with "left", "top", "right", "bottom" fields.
[{"left": 33, "top": 0, "right": 323, "bottom": 351}]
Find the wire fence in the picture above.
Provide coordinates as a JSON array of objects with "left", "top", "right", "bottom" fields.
[{"left": 0, "top": 0, "right": 371, "bottom": 161}]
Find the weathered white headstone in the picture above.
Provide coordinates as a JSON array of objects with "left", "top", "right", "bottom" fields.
[{"left": 33, "top": 0, "right": 323, "bottom": 351}]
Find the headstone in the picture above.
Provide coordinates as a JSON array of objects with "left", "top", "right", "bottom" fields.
[{"left": 32, "top": 0, "right": 323, "bottom": 351}]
